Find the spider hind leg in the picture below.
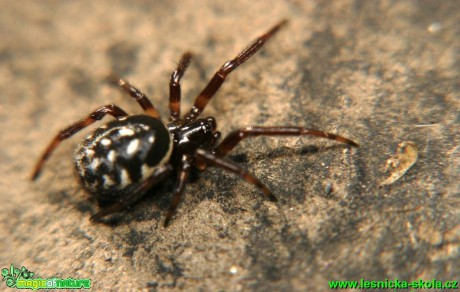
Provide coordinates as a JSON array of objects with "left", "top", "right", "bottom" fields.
[{"left": 194, "top": 149, "right": 277, "bottom": 202}]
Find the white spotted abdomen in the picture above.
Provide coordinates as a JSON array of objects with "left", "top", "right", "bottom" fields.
[{"left": 74, "top": 115, "right": 173, "bottom": 199}]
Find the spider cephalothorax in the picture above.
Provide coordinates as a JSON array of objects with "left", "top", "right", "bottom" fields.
[{"left": 32, "top": 20, "right": 358, "bottom": 227}]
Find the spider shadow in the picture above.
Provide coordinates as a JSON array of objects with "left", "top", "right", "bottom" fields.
[
  {"left": 226, "top": 143, "right": 353, "bottom": 206},
  {"left": 198, "top": 143, "right": 352, "bottom": 215},
  {"left": 242, "top": 143, "right": 349, "bottom": 162}
]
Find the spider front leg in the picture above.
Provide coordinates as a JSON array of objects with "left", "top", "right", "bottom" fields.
[
  {"left": 108, "top": 75, "right": 161, "bottom": 119},
  {"left": 91, "top": 164, "right": 173, "bottom": 221},
  {"left": 169, "top": 52, "right": 192, "bottom": 122},
  {"left": 215, "top": 126, "right": 359, "bottom": 157},
  {"left": 163, "top": 155, "right": 192, "bottom": 227},
  {"left": 194, "top": 149, "right": 277, "bottom": 202},
  {"left": 183, "top": 20, "right": 287, "bottom": 121},
  {"left": 31, "top": 104, "right": 128, "bottom": 180}
]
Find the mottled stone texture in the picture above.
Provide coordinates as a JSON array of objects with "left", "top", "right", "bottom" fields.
[{"left": 0, "top": 1, "right": 458, "bottom": 291}]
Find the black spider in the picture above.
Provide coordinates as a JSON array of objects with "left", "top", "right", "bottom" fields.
[{"left": 32, "top": 20, "right": 358, "bottom": 227}]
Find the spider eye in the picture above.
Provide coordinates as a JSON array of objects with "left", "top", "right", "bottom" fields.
[{"left": 206, "top": 117, "right": 217, "bottom": 131}]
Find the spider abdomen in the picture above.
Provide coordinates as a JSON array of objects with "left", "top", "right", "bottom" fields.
[{"left": 74, "top": 115, "right": 173, "bottom": 199}]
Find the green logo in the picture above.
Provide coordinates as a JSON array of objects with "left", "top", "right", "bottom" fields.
[
  {"left": 1, "top": 264, "right": 91, "bottom": 290},
  {"left": 1, "top": 264, "right": 34, "bottom": 288}
]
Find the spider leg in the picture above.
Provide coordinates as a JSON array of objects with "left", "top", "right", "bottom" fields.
[
  {"left": 169, "top": 52, "right": 193, "bottom": 122},
  {"left": 194, "top": 149, "right": 277, "bottom": 202},
  {"left": 183, "top": 20, "right": 287, "bottom": 121},
  {"left": 31, "top": 104, "right": 128, "bottom": 180},
  {"left": 215, "top": 126, "right": 359, "bottom": 157},
  {"left": 163, "top": 156, "right": 192, "bottom": 227},
  {"left": 108, "top": 75, "right": 161, "bottom": 119},
  {"left": 90, "top": 164, "right": 173, "bottom": 221}
]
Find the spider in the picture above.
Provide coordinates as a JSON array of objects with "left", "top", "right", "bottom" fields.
[{"left": 32, "top": 20, "right": 358, "bottom": 227}]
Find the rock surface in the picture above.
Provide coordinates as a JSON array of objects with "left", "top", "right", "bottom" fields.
[{"left": 1, "top": 1, "right": 458, "bottom": 291}]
